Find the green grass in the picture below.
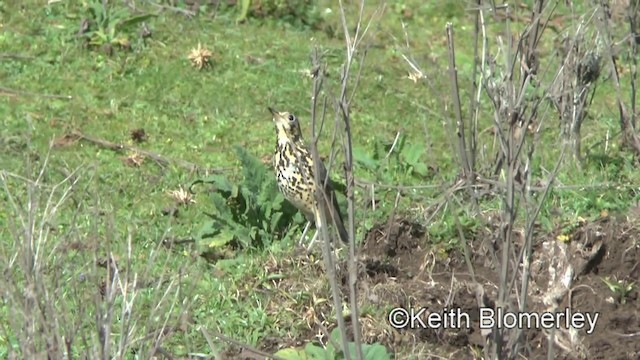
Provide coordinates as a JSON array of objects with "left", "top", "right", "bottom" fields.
[{"left": 2, "top": 0, "right": 639, "bottom": 358}]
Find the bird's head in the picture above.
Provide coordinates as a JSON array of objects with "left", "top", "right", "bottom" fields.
[{"left": 269, "top": 107, "right": 303, "bottom": 143}]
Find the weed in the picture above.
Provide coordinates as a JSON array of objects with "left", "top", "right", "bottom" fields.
[
  {"left": 236, "top": 0, "right": 322, "bottom": 28},
  {"left": 188, "top": 42, "right": 214, "bottom": 70},
  {"left": 602, "top": 276, "right": 635, "bottom": 304},
  {"left": 78, "top": 0, "right": 156, "bottom": 53},
  {"left": 192, "top": 145, "right": 300, "bottom": 250},
  {"left": 353, "top": 133, "right": 432, "bottom": 184},
  {"left": 275, "top": 327, "right": 392, "bottom": 360},
  {"left": 428, "top": 206, "right": 482, "bottom": 248}
]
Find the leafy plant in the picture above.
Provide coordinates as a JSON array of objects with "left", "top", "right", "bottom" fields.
[
  {"left": 274, "top": 327, "right": 392, "bottom": 360},
  {"left": 428, "top": 205, "right": 482, "bottom": 249},
  {"left": 192, "top": 146, "right": 300, "bottom": 250},
  {"left": 236, "top": 0, "right": 322, "bottom": 28},
  {"left": 392, "top": 135, "right": 431, "bottom": 178},
  {"left": 353, "top": 134, "right": 432, "bottom": 184},
  {"left": 601, "top": 276, "right": 635, "bottom": 304},
  {"left": 79, "top": 0, "right": 156, "bottom": 51}
]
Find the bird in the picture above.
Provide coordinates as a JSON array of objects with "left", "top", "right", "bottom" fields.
[{"left": 268, "top": 106, "right": 349, "bottom": 250}]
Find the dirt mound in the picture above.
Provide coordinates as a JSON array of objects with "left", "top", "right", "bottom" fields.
[{"left": 354, "top": 215, "right": 640, "bottom": 359}]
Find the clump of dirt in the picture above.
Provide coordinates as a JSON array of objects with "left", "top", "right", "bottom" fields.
[{"left": 348, "top": 215, "right": 640, "bottom": 359}]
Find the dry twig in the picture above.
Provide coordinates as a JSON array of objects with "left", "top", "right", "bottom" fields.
[{"left": 68, "top": 130, "right": 229, "bottom": 174}]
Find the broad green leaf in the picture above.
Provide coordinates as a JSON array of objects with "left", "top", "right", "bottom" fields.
[
  {"left": 273, "top": 348, "right": 302, "bottom": 359},
  {"left": 208, "top": 230, "right": 234, "bottom": 248},
  {"left": 362, "top": 343, "right": 392, "bottom": 360},
  {"left": 272, "top": 198, "right": 283, "bottom": 211},
  {"left": 215, "top": 175, "right": 234, "bottom": 193},
  {"left": 304, "top": 343, "right": 331, "bottom": 359},
  {"left": 270, "top": 212, "right": 283, "bottom": 233},
  {"left": 117, "top": 13, "right": 157, "bottom": 31},
  {"left": 210, "top": 194, "right": 231, "bottom": 216},
  {"left": 248, "top": 227, "right": 258, "bottom": 241},
  {"left": 264, "top": 201, "right": 272, "bottom": 218},
  {"left": 352, "top": 146, "right": 378, "bottom": 171},
  {"left": 403, "top": 143, "right": 424, "bottom": 166},
  {"left": 196, "top": 220, "right": 217, "bottom": 240},
  {"left": 258, "top": 177, "right": 278, "bottom": 206},
  {"left": 411, "top": 163, "right": 430, "bottom": 177},
  {"left": 273, "top": 348, "right": 313, "bottom": 360},
  {"left": 329, "top": 327, "right": 342, "bottom": 344},
  {"left": 395, "top": 134, "right": 407, "bottom": 155},
  {"left": 342, "top": 341, "right": 392, "bottom": 360},
  {"left": 235, "top": 146, "right": 265, "bottom": 187},
  {"left": 237, "top": 0, "right": 251, "bottom": 23}
]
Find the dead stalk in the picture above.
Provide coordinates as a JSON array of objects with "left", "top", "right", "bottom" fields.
[
  {"left": 596, "top": 0, "right": 640, "bottom": 155},
  {"left": 306, "top": 1, "right": 383, "bottom": 358},
  {"left": 1, "top": 141, "right": 199, "bottom": 359},
  {"left": 308, "top": 45, "right": 351, "bottom": 358},
  {"left": 446, "top": 24, "right": 479, "bottom": 211}
]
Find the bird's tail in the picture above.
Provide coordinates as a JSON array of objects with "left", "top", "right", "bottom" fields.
[{"left": 325, "top": 191, "right": 349, "bottom": 244}]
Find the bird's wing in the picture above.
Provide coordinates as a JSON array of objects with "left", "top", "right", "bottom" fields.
[{"left": 315, "top": 154, "right": 349, "bottom": 243}]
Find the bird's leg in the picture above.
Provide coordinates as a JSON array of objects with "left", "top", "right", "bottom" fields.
[
  {"left": 306, "top": 229, "right": 319, "bottom": 252},
  {"left": 306, "top": 210, "right": 323, "bottom": 250},
  {"left": 298, "top": 221, "right": 312, "bottom": 245}
]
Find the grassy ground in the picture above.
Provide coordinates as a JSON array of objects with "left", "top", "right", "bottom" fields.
[{"left": 2, "top": 0, "right": 639, "bottom": 359}]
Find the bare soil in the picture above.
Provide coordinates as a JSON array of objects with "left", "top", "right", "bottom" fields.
[
  {"left": 225, "top": 214, "right": 640, "bottom": 359},
  {"left": 351, "top": 215, "right": 640, "bottom": 359}
]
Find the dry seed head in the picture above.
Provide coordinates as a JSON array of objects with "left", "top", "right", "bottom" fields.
[
  {"left": 188, "top": 42, "right": 213, "bottom": 70},
  {"left": 167, "top": 186, "right": 196, "bottom": 206}
]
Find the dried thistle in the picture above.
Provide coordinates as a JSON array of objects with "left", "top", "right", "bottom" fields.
[
  {"left": 407, "top": 69, "right": 425, "bottom": 83},
  {"left": 188, "top": 42, "right": 213, "bottom": 70},
  {"left": 122, "top": 153, "right": 145, "bottom": 167},
  {"left": 167, "top": 186, "right": 196, "bottom": 206}
]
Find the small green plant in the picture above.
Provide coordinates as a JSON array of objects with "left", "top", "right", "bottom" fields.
[
  {"left": 353, "top": 134, "right": 431, "bottom": 184},
  {"left": 79, "top": 0, "right": 156, "bottom": 52},
  {"left": 275, "top": 328, "right": 392, "bottom": 360},
  {"left": 428, "top": 205, "right": 482, "bottom": 249},
  {"left": 236, "top": 0, "right": 322, "bottom": 28},
  {"left": 192, "top": 146, "right": 300, "bottom": 250},
  {"left": 601, "top": 276, "right": 635, "bottom": 304},
  {"left": 392, "top": 135, "right": 431, "bottom": 178}
]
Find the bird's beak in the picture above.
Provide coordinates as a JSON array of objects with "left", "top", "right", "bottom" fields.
[{"left": 268, "top": 107, "right": 278, "bottom": 116}]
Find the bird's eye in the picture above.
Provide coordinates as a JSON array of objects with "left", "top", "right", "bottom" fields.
[{"left": 288, "top": 114, "right": 296, "bottom": 122}]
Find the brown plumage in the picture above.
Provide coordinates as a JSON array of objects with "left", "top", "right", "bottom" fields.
[{"left": 269, "top": 107, "right": 348, "bottom": 248}]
